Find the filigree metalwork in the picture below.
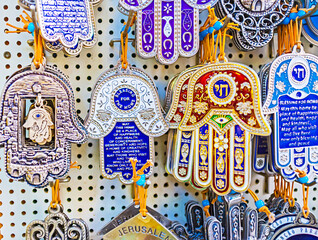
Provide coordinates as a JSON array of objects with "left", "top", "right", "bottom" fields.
[
  {"left": 26, "top": 204, "right": 89, "bottom": 240},
  {"left": 218, "top": 0, "right": 293, "bottom": 48}
]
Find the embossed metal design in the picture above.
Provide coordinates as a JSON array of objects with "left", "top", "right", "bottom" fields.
[
  {"left": 26, "top": 204, "right": 89, "bottom": 240},
  {"left": 170, "top": 201, "right": 223, "bottom": 240},
  {"left": 205, "top": 216, "right": 222, "bottom": 240},
  {"left": 85, "top": 65, "right": 168, "bottom": 184},
  {"left": 0, "top": 65, "right": 87, "bottom": 187},
  {"left": 263, "top": 47, "right": 318, "bottom": 181},
  {"left": 36, "top": 0, "right": 100, "bottom": 51},
  {"left": 302, "top": 0, "right": 318, "bottom": 46},
  {"left": 173, "top": 63, "right": 271, "bottom": 194},
  {"left": 270, "top": 212, "right": 318, "bottom": 239},
  {"left": 102, "top": 213, "right": 178, "bottom": 240},
  {"left": 217, "top": 0, "right": 293, "bottom": 48},
  {"left": 119, "top": 0, "right": 218, "bottom": 64},
  {"left": 97, "top": 203, "right": 174, "bottom": 236}
]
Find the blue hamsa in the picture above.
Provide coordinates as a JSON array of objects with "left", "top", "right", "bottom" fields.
[
  {"left": 37, "top": 0, "right": 100, "bottom": 49},
  {"left": 263, "top": 46, "right": 318, "bottom": 181}
]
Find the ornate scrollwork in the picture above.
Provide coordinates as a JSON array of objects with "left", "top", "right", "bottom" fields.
[
  {"left": 219, "top": 0, "right": 293, "bottom": 48},
  {"left": 26, "top": 205, "right": 89, "bottom": 240}
]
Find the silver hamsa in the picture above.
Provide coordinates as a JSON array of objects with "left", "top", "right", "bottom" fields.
[
  {"left": 26, "top": 204, "right": 89, "bottom": 240},
  {"left": 0, "top": 65, "right": 88, "bottom": 187}
]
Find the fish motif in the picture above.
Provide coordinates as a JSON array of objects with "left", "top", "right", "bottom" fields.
[
  {"left": 310, "top": 63, "right": 318, "bottom": 76},
  {"left": 276, "top": 63, "right": 287, "bottom": 77},
  {"left": 163, "top": 16, "right": 173, "bottom": 38}
]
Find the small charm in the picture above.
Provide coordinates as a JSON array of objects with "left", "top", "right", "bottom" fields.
[{"left": 23, "top": 93, "right": 54, "bottom": 145}]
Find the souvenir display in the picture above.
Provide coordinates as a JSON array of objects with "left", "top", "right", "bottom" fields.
[
  {"left": 216, "top": 0, "right": 294, "bottom": 50},
  {"left": 2, "top": 13, "right": 87, "bottom": 187},
  {"left": 26, "top": 180, "right": 90, "bottom": 240},
  {"left": 85, "top": 20, "right": 169, "bottom": 184},
  {"left": 3, "top": 0, "right": 318, "bottom": 239},
  {"left": 118, "top": 0, "right": 219, "bottom": 64}
]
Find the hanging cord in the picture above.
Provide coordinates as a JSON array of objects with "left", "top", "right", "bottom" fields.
[
  {"left": 70, "top": 161, "right": 81, "bottom": 170},
  {"left": 130, "top": 158, "right": 153, "bottom": 217},
  {"left": 274, "top": 174, "right": 280, "bottom": 198},
  {"left": 286, "top": 181, "right": 295, "bottom": 207},
  {"left": 201, "top": 189, "right": 210, "bottom": 217},
  {"left": 217, "top": 22, "right": 240, "bottom": 62},
  {"left": 248, "top": 188, "right": 275, "bottom": 223},
  {"left": 278, "top": 5, "right": 314, "bottom": 52},
  {"left": 5, "top": 10, "right": 44, "bottom": 69},
  {"left": 120, "top": 13, "right": 137, "bottom": 69},
  {"left": 295, "top": 169, "right": 310, "bottom": 218},
  {"left": 50, "top": 180, "right": 61, "bottom": 209}
]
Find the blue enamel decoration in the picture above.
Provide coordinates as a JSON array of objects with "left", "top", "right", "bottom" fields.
[
  {"left": 263, "top": 47, "right": 318, "bottom": 181},
  {"left": 37, "top": 0, "right": 95, "bottom": 48},
  {"left": 85, "top": 66, "right": 168, "bottom": 184}
]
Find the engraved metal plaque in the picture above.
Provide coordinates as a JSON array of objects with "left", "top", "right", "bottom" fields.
[{"left": 0, "top": 65, "right": 87, "bottom": 187}]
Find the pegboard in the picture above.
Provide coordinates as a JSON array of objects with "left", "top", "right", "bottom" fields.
[{"left": 0, "top": 1, "right": 318, "bottom": 239}]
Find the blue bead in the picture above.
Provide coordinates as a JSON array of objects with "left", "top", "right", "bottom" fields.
[
  {"left": 213, "top": 21, "right": 223, "bottom": 31},
  {"left": 120, "top": 26, "right": 131, "bottom": 33},
  {"left": 298, "top": 175, "right": 309, "bottom": 184},
  {"left": 255, "top": 200, "right": 265, "bottom": 209},
  {"left": 290, "top": 12, "right": 297, "bottom": 20},
  {"left": 28, "top": 23, "right": 35, "bottom": 33},
  {"left": 297, "top": 10, "right": 306, "bottom": 18},
  {"left": 282, "top": 17, "right": 290, "bottom": 25},
  {"left": 200, "top": 29, "right": 209, "bottom": 40},
  {"left": 136, "top": 174, "right": 146, "bottom": 186},
  {"left": 230, "top": 190, "right": 237, "bottom": 194},
  {"left": 127, "top": 26, "right": 131, "bottom": 34},
  {"left": 202, "top": 199, "right": 210, "bottom": 207},
  {"left": 208, "top": 27, "right": 215, "bottom": 34},
  {"left": 217, "top": 196, "right": 223, "bottom": 203}
]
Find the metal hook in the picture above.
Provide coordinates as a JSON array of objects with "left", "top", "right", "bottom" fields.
[
  {"left": 299, "top": 4, "right": 318, "bottom": 20},
  {"left": 109, "top": 10, "right": 136, "bottom": 47},
  {"left": 30, "top": 5, "right": 39, "bottom": 36},
  {"left": 296, "top": 178, "right": 318, "bottom": 187}
]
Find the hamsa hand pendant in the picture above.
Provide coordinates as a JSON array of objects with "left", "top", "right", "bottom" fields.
[
  {"left": 26, "top": 204, "right": 89, "bottom": 240},
  {"left": 85, "top": 64, "right": 168, "bottom": 184},
  {"left": 216, "top": 0, "right": 294, "bottom": 49},
  {"left": 119, "top": 0, "right": 219, "bottom": 64},
  {"left": 35, "top": 0, "right": 101, "bottom": 55},
  {"left": 263, "top": 46, "right": 318, "bottom": 181},
  {"left": 171, "top": 62, "right": 271, "bottom": 194},
  {"left": 0, "top": 65, "right": 88, "bottom": 187}
]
